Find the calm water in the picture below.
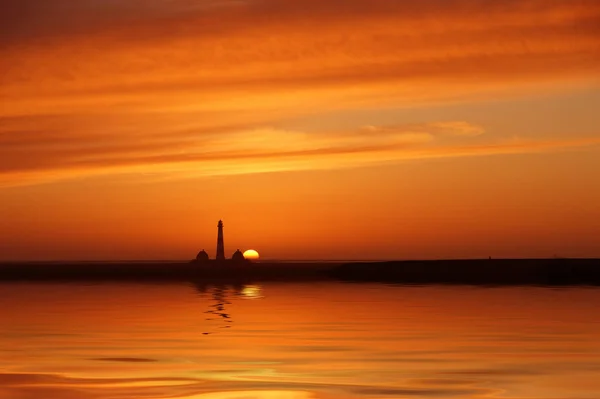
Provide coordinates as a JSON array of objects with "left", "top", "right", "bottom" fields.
[{"left": 1, "top": 282, "right": 600, "bottom": 399}]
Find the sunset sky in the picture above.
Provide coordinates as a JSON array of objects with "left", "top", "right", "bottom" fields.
[{"left": 1, "top": 0, "right": 599, "bottom": 260}]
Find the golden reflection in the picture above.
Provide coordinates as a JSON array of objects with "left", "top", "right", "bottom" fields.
[
  {"left": 3, "top": 283, "right": 600, "bottom": 399},
  {"left": 241, "top": 285, "right": 263, "bottom": 299}
]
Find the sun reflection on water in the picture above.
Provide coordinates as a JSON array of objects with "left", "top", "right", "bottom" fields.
[{"left": 241, "top": 285, "right": 263, "bottom": 299}]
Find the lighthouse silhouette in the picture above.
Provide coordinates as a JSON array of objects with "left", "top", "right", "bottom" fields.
[{"left": 216, "top": 220, "right": 225, "bottom": 261}]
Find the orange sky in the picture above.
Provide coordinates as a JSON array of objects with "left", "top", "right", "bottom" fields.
[{"left": 1, "top": 0, "right": 599, "bottom": 260}]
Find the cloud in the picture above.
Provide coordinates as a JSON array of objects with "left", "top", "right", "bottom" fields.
[
  {"left": 0, "top": 121, "right": 474, "bottom": 176},
  {"left": 2, "top": 0, "right": 598, "bottom": 121},
  {"left": 426, "top": 122, "right": 485, "bottom": 137},
  {"left": 361, "top": 122, "right": 484, "bottom": 139},
  {"left": 1, "top": 0, "right": 598, "bottom": 107},
  {"left": 2, "top": 1, "right": 598, "bottom": 44},
  {"left": 0, "top": 0, "right": 599, "bottom": 187},
  {"left": 1, "top": 119, "right": 599, "bottom": 188}
]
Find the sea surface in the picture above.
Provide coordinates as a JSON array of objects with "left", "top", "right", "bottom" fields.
[{"left": 1, "top": 282, "right": 600, "bottom": 399}]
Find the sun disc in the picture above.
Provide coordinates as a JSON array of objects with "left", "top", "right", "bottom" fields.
[{"left": 243, "top": 249, "right": 260, "bottom": 260}]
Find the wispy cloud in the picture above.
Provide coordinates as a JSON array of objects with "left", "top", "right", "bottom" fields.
[
  {"left": 2, "top": 0, "right": 599, "bottom": 106},
  {"left": 1, "top": 119, "right": 599, "bottom": 187},
  {"left": 1, "top": 0, "right": 599, "bottom": 187}
]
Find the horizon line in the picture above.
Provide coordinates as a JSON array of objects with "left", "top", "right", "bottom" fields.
[{"left": 0, "top": 257, "right": 596, "bottom": 264}]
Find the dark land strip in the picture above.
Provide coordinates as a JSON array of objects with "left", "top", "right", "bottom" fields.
[{"left": 1, "top": 259, "right": 600, "bottom": 286}]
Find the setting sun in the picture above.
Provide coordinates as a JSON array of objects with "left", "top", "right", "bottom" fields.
[{"left": 243, "top": 250, "right": 260, "bottom": 260}]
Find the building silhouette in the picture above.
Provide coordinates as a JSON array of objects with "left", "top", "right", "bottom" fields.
[
  {"left": 196, "top": 249, "right": 209, "bottom": 262},
  {"left": 192, "top": 220, "right": 251, "bottom": 264},
  {"left": 216, "top": 220, "right": 225, "bottom": 261},
  {"left": 232, "top": 249, "right": 245, "bottom": 262}
]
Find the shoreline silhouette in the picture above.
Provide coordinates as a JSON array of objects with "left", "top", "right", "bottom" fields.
[{"left": 1, "top": 258, "right": 600, "bottom": 286}]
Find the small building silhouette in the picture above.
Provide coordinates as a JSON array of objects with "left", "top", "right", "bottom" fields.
[
  {"left": 196, "top": 250, "right": 209, "bottom": 262},
  {"left": 232, "top": 249, "right": 245, "bottom": 262}
]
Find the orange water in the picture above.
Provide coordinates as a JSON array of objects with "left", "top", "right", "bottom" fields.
[{"left": 1, "top": 282, "right": 600, "bottom": 398}]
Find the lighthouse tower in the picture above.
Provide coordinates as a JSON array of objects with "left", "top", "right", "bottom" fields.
[{"left": 216, "top": 220, "right": 225, "bottom": 261}]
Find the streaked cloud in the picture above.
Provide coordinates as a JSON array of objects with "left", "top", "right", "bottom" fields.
[
  {"left": 1, "top": 118, "right": 599, "bottom": 188},
  {"left": 1, "top": 0, "right": 599, "bottom": 186},
  {"left": 2, "top": 0, "right": 598, "bottom": 106}
]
